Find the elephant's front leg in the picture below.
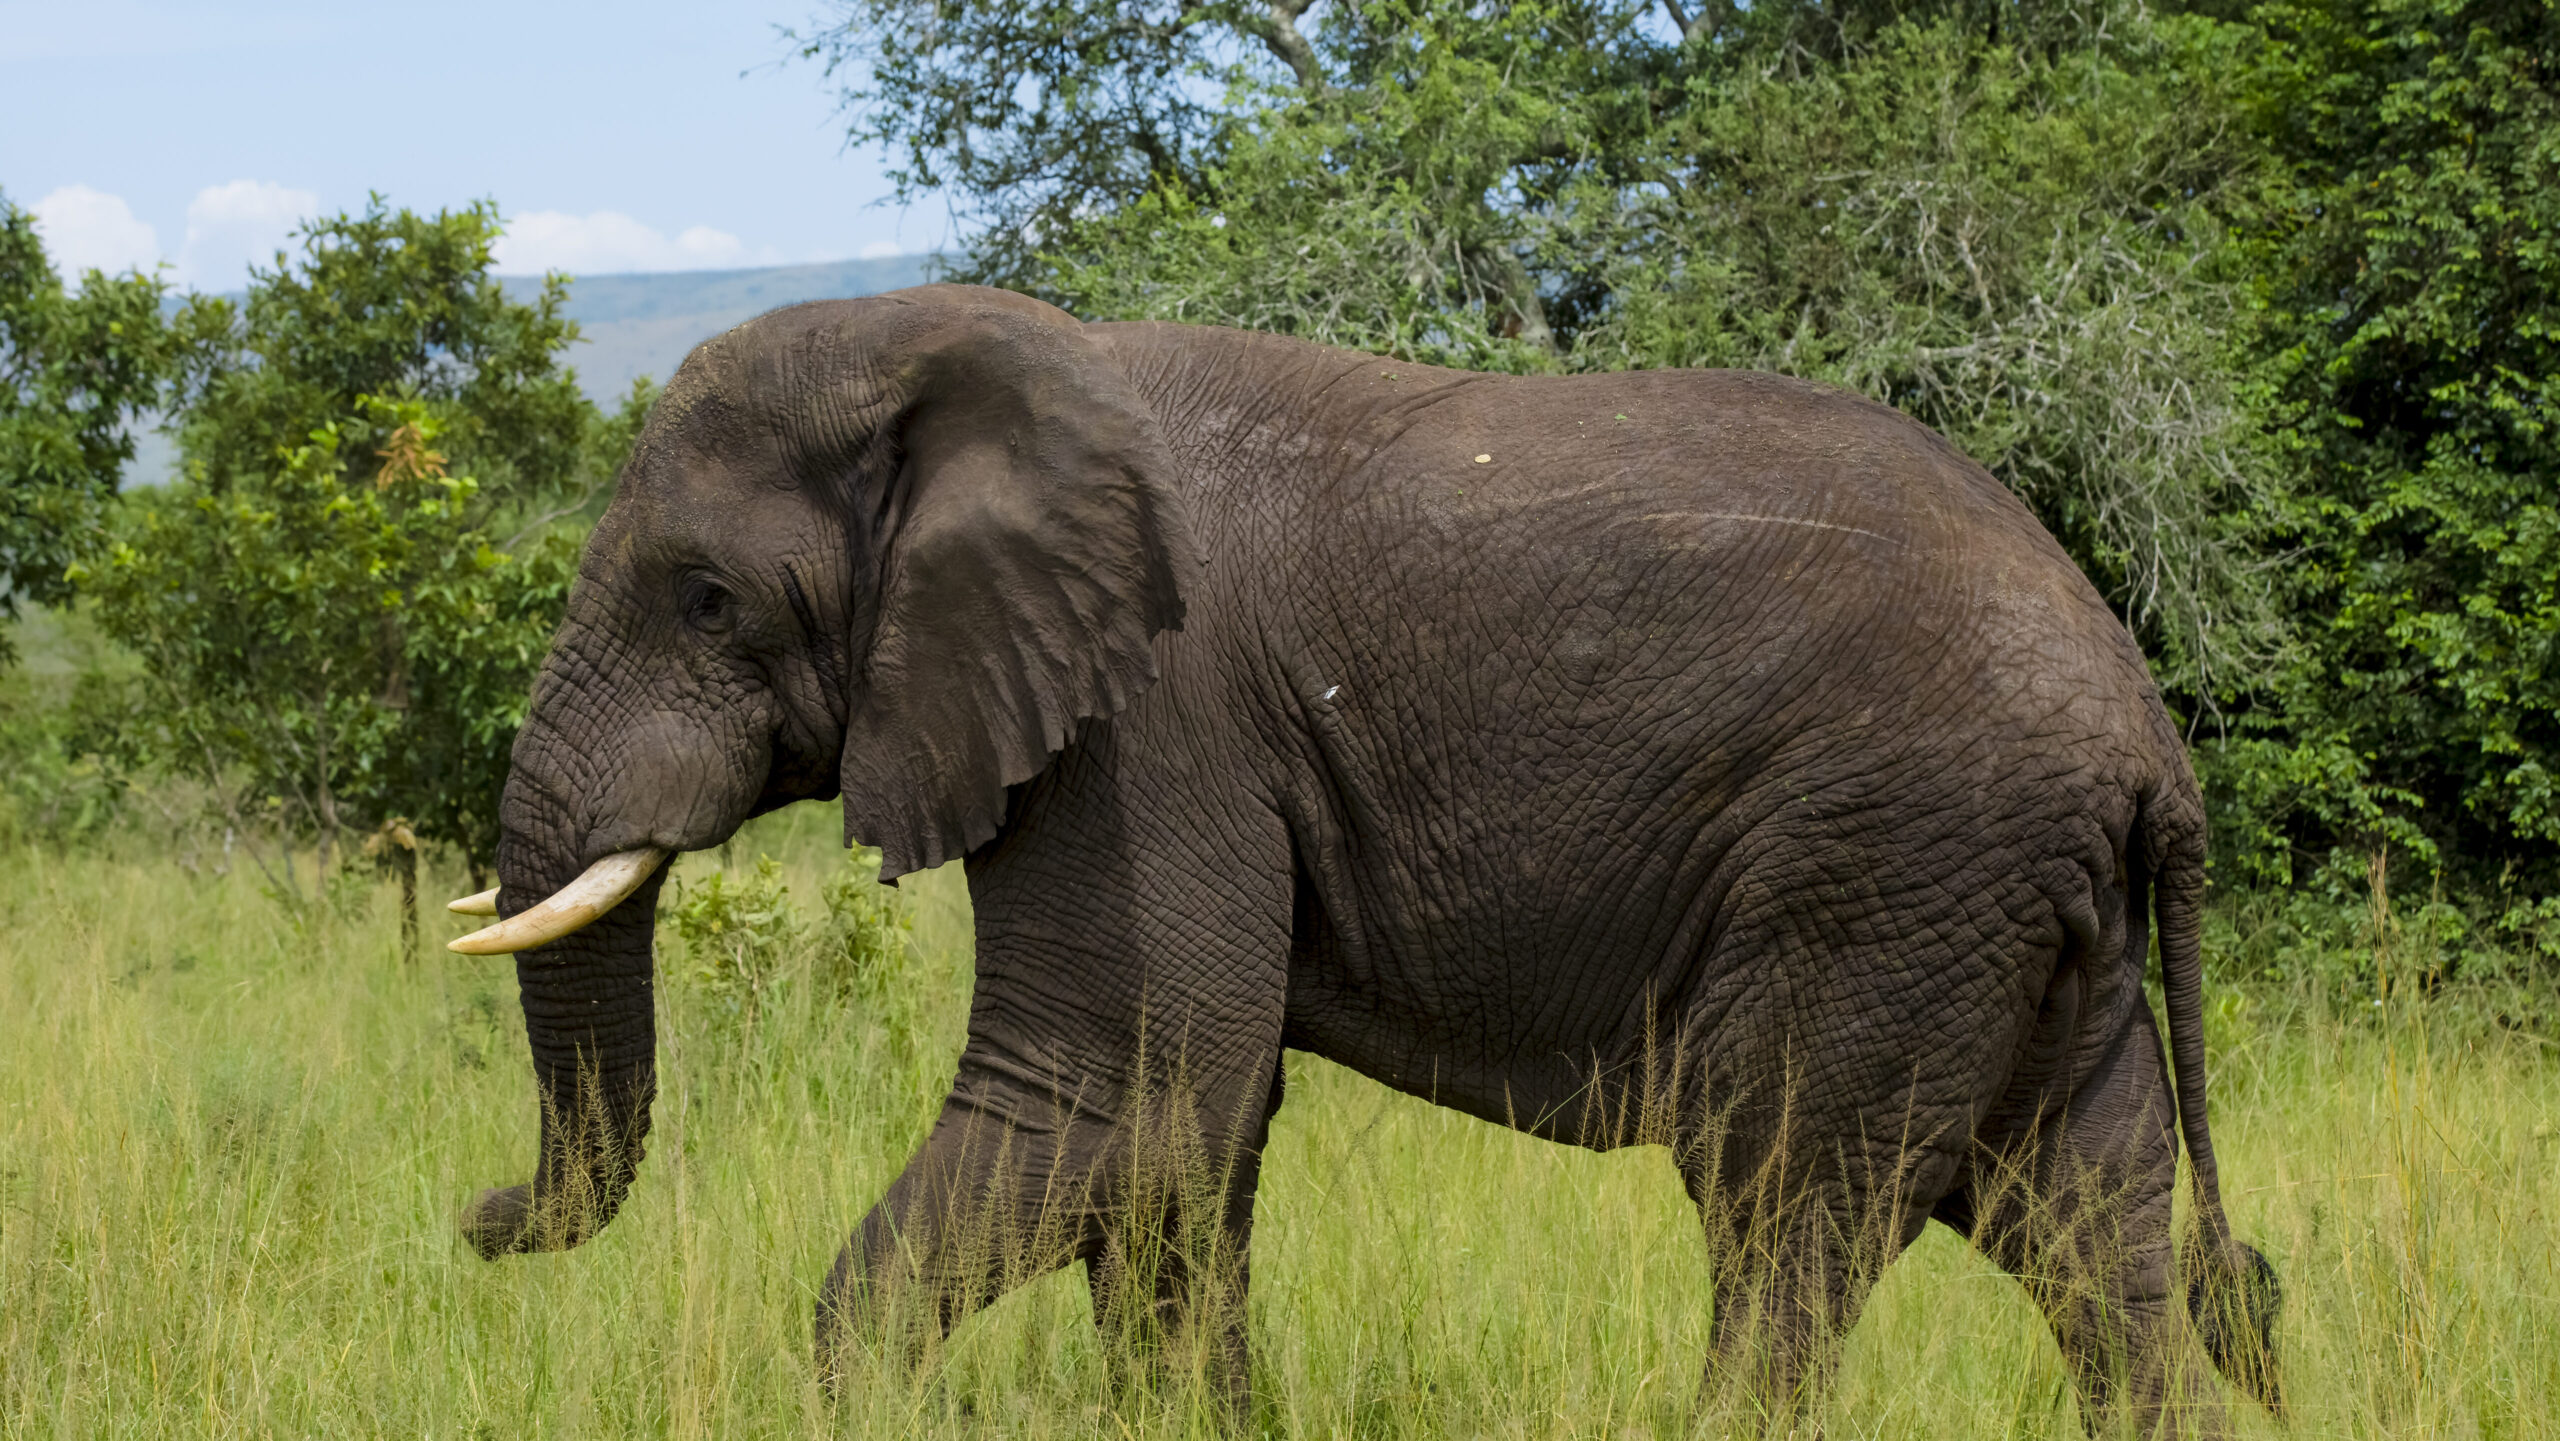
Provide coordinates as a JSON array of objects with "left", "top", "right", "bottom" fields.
[
  {"left": 814, "top": 1068, "right": 1105, "bottom": 1383},
  {"left": 1085, "top": 1052, "right": 1284, "bottom": 1416},
  {"left": 816, "top": 1049, "right": 1281, "bottom": 1412},
  {"left": 816, "top": 713, "right": 1296, "bottom": 1407}
]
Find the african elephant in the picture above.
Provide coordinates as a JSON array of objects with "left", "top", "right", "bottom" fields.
[{"left": 449, "top": 284, "right": 2279, "bottom": 1431}]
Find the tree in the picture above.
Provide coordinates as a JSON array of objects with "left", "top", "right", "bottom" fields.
[
  {"left": 795, "top": 0, "right": 1675, "bottom": 350},
  {"left": 77, "top": 201, "right": 640, "bottom": 888},
  {"left": 2201, "top": 0, "right": 2560, "bottom": 890},
  {"left": 79, "top": 403, "right": 520, "bottom": 888},
  {"left": 0, "top": 190, "right": 173, "bottom": 665},
  {"left": 166, "top": 197, "right": 595, "bottom": 510}
]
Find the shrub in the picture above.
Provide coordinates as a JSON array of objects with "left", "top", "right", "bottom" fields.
[
  {"left": 667, "top": 856, "right": 798, "bottom": 1029},
  {"left": 813, "top": 844, "right": 915, "bottom": 1005},
  {"left": 667, "top": 848, "right": 916, "bottom": 1039}
]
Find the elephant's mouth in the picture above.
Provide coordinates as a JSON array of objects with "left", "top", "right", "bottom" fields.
[{"left": 447, "top": 847, "right": 669, "bottom": 954}]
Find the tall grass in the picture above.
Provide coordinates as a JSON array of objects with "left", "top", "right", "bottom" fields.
[{"left": 1, "top": 805, "right": 2554, "bottom": 1437}]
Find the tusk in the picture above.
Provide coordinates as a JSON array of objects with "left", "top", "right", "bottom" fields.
[
  {"left": 447, "top": 848, "right": 668, "bottom": 955},
  {"left": 447, "top": 887, "right": 500, "bottom": 917}
]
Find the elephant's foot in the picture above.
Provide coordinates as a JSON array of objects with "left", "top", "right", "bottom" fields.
[
  {"left": 1694, "top": 1272, "right": 1851, "bottom": 1439},
  {"left": 1086, "top": 1232, "right": 1255, "bottom": 1425}
]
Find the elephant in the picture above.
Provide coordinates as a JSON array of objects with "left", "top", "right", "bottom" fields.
[{"left": 448, "top": 283, "right": 2280, "bottom": 1431}]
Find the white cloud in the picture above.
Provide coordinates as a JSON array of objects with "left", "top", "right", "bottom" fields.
[
  {"left": 857, "top": 240, "right": 906, "bottom": 260},
  {"left": 494, "top": 210, "right": 767, "bottom": 275},
  {"left": 28, "top": 185, "right": 162, "bottom": 281},
  {"left": 178, "top": 180, "right": 319, "bottom": 288}
]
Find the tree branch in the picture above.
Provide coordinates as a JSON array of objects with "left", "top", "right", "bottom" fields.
[
  {"left": 184, "top": 724, "right": 294, "bottom": 901},
  {"left": 500, "top": 480, "right": 604, "bottom": 551},
  {"left": 1240, "top": 0, "right": 1327, "bottom": 93},
  {"left": 1469, "top": 245, "right": 1559, "bottom": 358},
  {"left": 1662, "top": 0, "right": 1728, "bottom": 41}
]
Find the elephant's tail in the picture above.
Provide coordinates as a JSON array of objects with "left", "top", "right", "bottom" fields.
[{"left": 2149, "top": 803, "right": 2284, "bottom": 1414}]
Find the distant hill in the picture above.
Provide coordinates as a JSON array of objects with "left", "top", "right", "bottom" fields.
[
  {"left": 500, "top": 254, "right": 937, "bottom": 403},
  {"left": 123, "top": 255, "right": 938, "bottom": 486}
]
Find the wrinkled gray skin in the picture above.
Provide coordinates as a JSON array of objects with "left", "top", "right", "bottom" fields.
[{"left": 466, "top": 285, "right": 2278, "bottom": 1431}]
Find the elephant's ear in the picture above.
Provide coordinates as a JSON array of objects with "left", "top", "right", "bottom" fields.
[{"left": 824, "top": 288, "right": 1196, "bottom": 880}]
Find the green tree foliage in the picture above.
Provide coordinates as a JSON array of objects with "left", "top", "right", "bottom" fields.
[
  {"left": 795, "top": 1, "right": 1329, "bottom": 288},
  {"left": 75, "top": 202, "right": 643, "bottom": 886},
  {"left": 1033, "top": 4, "right": 1651, "bottom": 372},
  {"left": 0, "top": 190, "right": 174, "bottom": 664},
  {"left": 165, "top": 198, "right": 596, "bottom": 505},
  {"left": 78, "top": 403, "right": 575, "bottom": 888},
  {"left": 0, "top": 608, "right": 144, "bottom": 850},
  {"left": 2203, "top": 0, "right": 2560, "bottom": 892}
]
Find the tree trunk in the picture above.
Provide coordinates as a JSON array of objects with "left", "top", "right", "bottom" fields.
[
  {"left": 398, "top": 841, "right": 419, "bottom": 964},
  {"left": 1470, "top": 244, "right": 1559, "bottom": 358}
]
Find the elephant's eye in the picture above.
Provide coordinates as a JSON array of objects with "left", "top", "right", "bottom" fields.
[{"left": 681, "top": 577, "right": 737, "bottom": 635}]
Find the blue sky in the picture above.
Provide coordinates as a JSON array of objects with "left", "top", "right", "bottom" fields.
[{"left": 0, "top": 0, "right": 942, "bottom": 289}]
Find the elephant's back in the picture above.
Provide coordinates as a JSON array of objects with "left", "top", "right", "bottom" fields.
[
  {"left": 1322, "top": 360, "right": 2160, "bottom": 748},
  {"left": 1331, "top": 363, "right": 2180, "bottom": 1114},
  {"left": 1120, "top": 322, "right": 2178, "bottom": 792}
]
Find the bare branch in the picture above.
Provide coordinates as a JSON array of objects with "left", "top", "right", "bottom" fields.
[
  {"left": 1663, "top": 0, "right": 1727, "bottom": 41},
  {"left": 501, "top": 480, "right": 605, "bottom": 552},
  {"left": 1469, "top": 246, "right": 1560, "bottom": 358},
  {"left": 1239, "top": 0, "right": 1327, "bottom": 93}
]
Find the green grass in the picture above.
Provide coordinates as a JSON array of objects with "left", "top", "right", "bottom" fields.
[{"left": 2, "top": 805, "right": 2555, "bottom": 1437}]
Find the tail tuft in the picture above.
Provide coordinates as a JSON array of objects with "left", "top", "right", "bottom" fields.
[{"left": 2187, "top": 1239, "right": 2284, "bottom": 1416}]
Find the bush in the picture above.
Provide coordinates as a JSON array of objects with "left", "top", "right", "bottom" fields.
[
  {"left": 0, "top": 606, "right": 146, "bottom": 852},
  {"left": 2206, "top": 848, "right": 2560, "bottom": 1032},
  {"left": 813, "top": 844, "right": 917, "bottom": 1005},
  {"left": 668, "top": 856, "right": 799, "bottom": 1030},
  {"left": 2202, "top": 0, "right": 2560, "bottom": 888},
  {"left": 666, "top": 848, "right": 915, "bottom": 1037}
]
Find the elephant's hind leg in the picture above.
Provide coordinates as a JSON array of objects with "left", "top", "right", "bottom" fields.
[
  {"left": 1694, "top": 1197, "right": 1860, "bottom": 1434},
  {"left": 1943, "top": 1009, "right": 2230, "bottom": 1438},
  {"left": 1679, "top": 1110, "right": 1946, "bottom": 1435}
]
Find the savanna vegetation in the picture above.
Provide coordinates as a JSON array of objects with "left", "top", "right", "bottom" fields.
[
  {"left": 1, "top": 808, "right": 2556, "bottom": 1438},
  {"left": 0, "top": 791, "right": 2555, "bottom": 1438},
  {"left": 2, "top": 0, "right": 2558, "bottom": 1431}
]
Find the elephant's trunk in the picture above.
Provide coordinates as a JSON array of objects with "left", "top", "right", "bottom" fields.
[{"left": 462, "top": 769, "right": 669, "bottom": 1259}]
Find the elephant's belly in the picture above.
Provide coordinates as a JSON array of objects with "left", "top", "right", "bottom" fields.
[
  {"left": 1279, "top": 758, "right": 2089, "bottom": 1163},
  {"left": 1278, "top": 863, "right": 1734, "bottom": 1147}
]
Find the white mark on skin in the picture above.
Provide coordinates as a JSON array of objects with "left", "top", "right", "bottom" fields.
[
  {"left": 1681, "top": 510, "right": 1902, "bottom": 546},
  {"left": 1319, "top": 685, "right": 1341, "bottom": 702}
]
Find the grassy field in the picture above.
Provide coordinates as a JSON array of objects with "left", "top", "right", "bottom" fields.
[{"left": 1, "top": 805, "right": 2554, "bottom": 1438}]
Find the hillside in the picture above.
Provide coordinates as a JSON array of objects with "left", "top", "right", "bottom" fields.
[
  {"left": 500, "top": 254, "right": 936, "bottom": 402},
  {"left": 123, "top": 255, "right": 937, "bottom": 484}
]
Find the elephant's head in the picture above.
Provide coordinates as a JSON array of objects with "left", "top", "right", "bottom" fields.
[{"left": 453, "top": 285, "right": 1195, "bottom": 1258}]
